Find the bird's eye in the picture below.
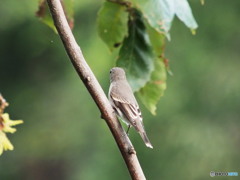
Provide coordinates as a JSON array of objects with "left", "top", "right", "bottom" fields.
[{"left": 110, "top": 70, "right": 112, "bottom": 74}]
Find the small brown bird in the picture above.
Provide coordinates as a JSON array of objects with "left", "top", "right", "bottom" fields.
[{"left": 108, "top": 67, "right": 153, "bottom": 148}]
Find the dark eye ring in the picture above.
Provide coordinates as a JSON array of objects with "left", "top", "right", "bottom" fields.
[{"left": 110, "top": 70, "right": 112, "bottom": 74}]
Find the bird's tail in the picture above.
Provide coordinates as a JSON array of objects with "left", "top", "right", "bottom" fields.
[{"left": 139, "top": 131, "right": 153, "bottom": 149}]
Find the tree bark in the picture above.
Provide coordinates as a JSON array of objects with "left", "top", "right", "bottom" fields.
[{"left": 46, "top": 0, "right": 146, "bottom": 179}]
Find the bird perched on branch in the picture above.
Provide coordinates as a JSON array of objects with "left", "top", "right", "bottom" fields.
[{"left": 108, "top": 67, "right": 153, "bottom": 149}]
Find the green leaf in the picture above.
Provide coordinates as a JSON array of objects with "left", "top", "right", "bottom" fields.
[
  {"left": 97, "top": 1, "right": 129, "bottom": 51},
  {"left": 137, "top": 22, "right": 167, "bottom": 115},
  {"left": 117, "top": 10, "right": 154, "bottom": 92},
  {"left": 36, "top": 0, "right": 57, "bottom": 33},
  {"left": 146, "top": 22, "right": 165, "bottom": 57},
  {"left": 130, "top": 0, "right": 198, "bottom": 35},
  {"left": 36, "top": 0, "right": 74, "bottom": 33},
  {"left": 137, "top": 58, "right": 167, "bottom": 115},
  {"left": 174, "top": 0, "right": 198, "bottom": 31},
  {"left": 147, "top": 23, "right": 173, "bottom": 75}
]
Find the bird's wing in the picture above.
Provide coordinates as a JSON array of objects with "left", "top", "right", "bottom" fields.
[{"left": 110, "top": 91, "right": 142, "bottom": 123}]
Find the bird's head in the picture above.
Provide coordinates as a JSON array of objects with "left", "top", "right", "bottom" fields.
[{"left": 110, "top": 67, "right": 126, "bottom": 82}]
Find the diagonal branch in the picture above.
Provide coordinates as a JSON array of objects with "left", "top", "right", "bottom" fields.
[{"left": 46, "top": 0, "right": 146, "bottom": 179}]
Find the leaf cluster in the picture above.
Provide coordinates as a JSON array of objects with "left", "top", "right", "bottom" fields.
[{"left": 97, "top": 0, "right": 198, "bottom": 114}]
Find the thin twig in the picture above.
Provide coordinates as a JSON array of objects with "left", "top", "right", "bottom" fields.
[{"left": 46, "top": 0, "right": 146, "bottom": 179}]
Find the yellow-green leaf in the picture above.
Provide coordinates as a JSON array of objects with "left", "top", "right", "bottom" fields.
[
  {"left": 1, "top": 113, "right": 23, "bottom": 133},
  {"left": 0, "top": 131, "right": 14, "bottom": 155},
  {"left": 138, "top": 58, "right": 167, "bottom": 115}
]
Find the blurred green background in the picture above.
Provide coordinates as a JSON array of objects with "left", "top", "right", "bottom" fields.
[{"left": 0, "top": 0, "right": 239, "bottom": 179}]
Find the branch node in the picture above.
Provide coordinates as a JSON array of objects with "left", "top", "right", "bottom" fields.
[
  {"left": 128, "top": 146, "right": 136, "bottom": 155},
  {"left": 85, "top": 76, "right": 91, "bottom": 82}
]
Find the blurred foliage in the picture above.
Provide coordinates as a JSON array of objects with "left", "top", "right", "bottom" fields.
[
  {"left": 0, "top": 113, "right": 23, "bottom": 155},
  {"left": 0, "top": 95, "right": 23, "bottom": 155},
  {"left": 0, "top": 0, "right": 240, "bottom": 180}
]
